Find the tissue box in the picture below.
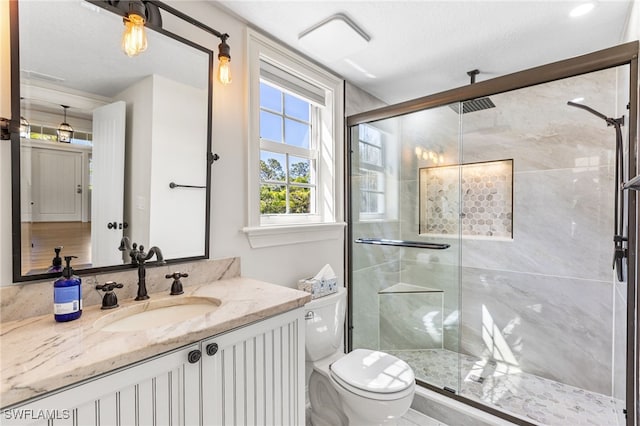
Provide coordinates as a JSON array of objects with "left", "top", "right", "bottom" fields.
[{"left": 298, "top": 277, "right": 337, "bottom": 299}]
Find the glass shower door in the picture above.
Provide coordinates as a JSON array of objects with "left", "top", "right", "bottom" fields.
[
  {"left": 349, "top": 103, "right": 463, "bottom": 393},
  {"left": 455, "top": 66, "right": 628, "bottom": 425}
]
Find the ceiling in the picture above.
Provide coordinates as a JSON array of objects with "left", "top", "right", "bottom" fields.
[{"left": 214, "top": 0, "right": 634, "bottom": 105}]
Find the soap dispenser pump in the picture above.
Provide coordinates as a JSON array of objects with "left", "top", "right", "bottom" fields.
[
  {"left": 53, "top": 255, "right": 82, "bottom": 322},
  {"left": 47, "top": 246, "right": 64, "bottom": 274}
]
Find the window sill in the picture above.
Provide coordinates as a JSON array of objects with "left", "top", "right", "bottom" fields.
[{"left": 242, "top": 222, "right": 346, "bottom": 248}]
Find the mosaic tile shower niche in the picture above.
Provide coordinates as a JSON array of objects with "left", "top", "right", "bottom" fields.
[{"left": 419, "top": 159, "right": 513, "bottom": 238}]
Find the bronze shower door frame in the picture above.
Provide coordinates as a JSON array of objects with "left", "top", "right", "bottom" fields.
[{"left": 345, "top": 41, "right": 639, "bottom": 426}]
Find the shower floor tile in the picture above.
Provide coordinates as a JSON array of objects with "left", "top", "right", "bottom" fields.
[{"left": 387, "top": 349, "right": 624, "bottom": 426}]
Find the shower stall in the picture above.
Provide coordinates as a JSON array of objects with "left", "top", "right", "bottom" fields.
[{"left": 346, "top": 42, "right": 638, "bottom": 425}]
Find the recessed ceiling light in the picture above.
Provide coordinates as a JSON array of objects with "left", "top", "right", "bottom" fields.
[
  {"left": 569, "top": 2, "right": 595, "bottom": 18},
  {"left": 299, "top": 13, "right": 370, "bottom": 62},
  {"left": 571, "top": 97, "right": 585, "bottom": 103}
]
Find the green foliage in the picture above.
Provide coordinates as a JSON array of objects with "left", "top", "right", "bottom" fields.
[
  {"left": 260, "top": 158, "right": 285, "bottom": 182},
  {"left": 260, "top": 158, "right": 311, "bottom": 214}
]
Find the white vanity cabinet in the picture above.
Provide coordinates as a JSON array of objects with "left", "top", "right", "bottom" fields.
[
  {"left": 2, "top": 308, "right": 305, "bottom": 426},
  {"left": 2, "top": 343, "right": 201, "bottom": 426},
  {"left": 201, "top": 308, "right": 305, "bottom": 426}
]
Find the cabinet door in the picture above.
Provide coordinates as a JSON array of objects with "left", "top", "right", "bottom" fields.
[
  {"left": 2, "top": 344, "right": 200, "bottom": 426},
  {"left": 201, "top": 308, "right": 305, "bottom": 426}
]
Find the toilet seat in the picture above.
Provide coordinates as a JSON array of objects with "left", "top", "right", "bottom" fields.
[{"left": 329, "top": 349, "right": 415, "bottom": 401}]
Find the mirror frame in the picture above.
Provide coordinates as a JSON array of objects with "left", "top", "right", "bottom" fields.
[{"left": 10, "top": 0, "right": 214, "bottom": 282}]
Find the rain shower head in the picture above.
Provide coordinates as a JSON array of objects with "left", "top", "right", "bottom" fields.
[
  {"left": 450, "top": 97, "right": 496, "bottom": 114},
  {"left": 449, "top": 69, "right": 496, "bottom": 114}
]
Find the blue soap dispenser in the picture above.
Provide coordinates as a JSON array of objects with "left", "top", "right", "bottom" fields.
[{"left": 53, "top": 255, "right": 82, "bottom": 322}]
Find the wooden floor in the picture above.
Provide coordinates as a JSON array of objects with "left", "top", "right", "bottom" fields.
[{"left": 21, "top": 222, "right": 91, "bottom": 275}]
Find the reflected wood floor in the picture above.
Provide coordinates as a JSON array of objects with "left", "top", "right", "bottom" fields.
[{"left": 21, "top": 222, "right": 91, "bottom": 274}]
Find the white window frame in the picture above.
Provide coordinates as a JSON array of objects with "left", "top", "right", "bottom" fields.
[
  {"left": 358, "top": 124, "right": 386, "bottom": 221},
  {"left": 243, "top": 29, "right": 345, "bottom": 248},
  {"left": 259, "top": 82, "right": 318, "bottom": 218}
]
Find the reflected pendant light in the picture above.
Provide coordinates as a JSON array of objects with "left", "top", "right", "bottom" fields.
[
  {"left": 19, "top": 116, "right": 30, "bottom": 138},
  {"left": 57, "top": 105, "right": 74, "bottom": 143},
  {"left": 122, "top": 1, "right": 148, "bottom": 57}
]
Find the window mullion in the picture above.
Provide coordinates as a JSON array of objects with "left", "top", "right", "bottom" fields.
[
  {"left": 285, "top": 153, "right": 290, "bottom": 214},
  {"left": 281, "top": 91, "right": 286, "bottom": 146}
]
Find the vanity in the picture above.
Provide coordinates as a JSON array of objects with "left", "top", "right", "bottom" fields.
[{"left": 0, "top": 277, "right": 311, "bottom": 425}]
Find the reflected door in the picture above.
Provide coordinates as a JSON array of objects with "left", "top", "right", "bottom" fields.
[
  {"left": 91, "top": 101, "right": 126, "bottom": 266},
  {"left": 31, "top": 148, "right": 82, "bottom": 222}
]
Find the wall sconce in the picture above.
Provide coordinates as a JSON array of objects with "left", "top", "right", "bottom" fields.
[
  {"left": 101, "top": 0, "right": 232, "bottom": 85},
  {"left": 217, "top": 34, "right": 232, "bottom": 85},
  {"left": 57, "top": 105, "right": 74, "bottom": 143},
  {"left": 121, "top": 1, "right": 147, "bottom": 57},
  {"left": 0, "top": 118, "right": 10, "bottom": 140}
]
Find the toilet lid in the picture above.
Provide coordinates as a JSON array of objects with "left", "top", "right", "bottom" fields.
[{"left": 329, "top": 349, "right": 415, "bottom": 395}]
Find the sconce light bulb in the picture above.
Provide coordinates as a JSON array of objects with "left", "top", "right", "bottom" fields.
[
  {"left": 217, "top": 55, "right": 232, "bottom": 85},
  {"left": 122, "top": 13, "right": 147, "bottom": 57},
  {"left": 415, "top": 147, "right": 422, "bottom": 157}
]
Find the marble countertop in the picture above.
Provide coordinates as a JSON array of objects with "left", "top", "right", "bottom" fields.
[{"left": 0, "top": 277, "right": 311, "bottom": 408}]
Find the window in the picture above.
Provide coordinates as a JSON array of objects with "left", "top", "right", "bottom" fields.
[
  {"left": 356, "top": 123, "right": 399, "bottom": 222},
  {"left": 358, "top": 124, "right": 385, "bottom": 218},
  {"left": 259, "top": 82, "right": 316, "bottom": 215},
  {"left": 25, "top": 123, "right": 93, "bottom": 146},
  {"left": 244, "top": 29, "right": 345, "bottom": 248}
]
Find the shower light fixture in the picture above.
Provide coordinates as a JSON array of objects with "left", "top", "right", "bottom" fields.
[
  {"left": 121, "top": 1, "right": 147, "bottom": 57},
  {"left": 415, "top": 146, "right": 444, "bottom": 164},
  {"left": 57, "top": 105, "right": 74, "bottom": 143}
]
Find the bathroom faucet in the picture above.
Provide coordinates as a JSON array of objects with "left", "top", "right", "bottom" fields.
[{"left": 134, "top": 245, "right": 166, "bottom": 300}]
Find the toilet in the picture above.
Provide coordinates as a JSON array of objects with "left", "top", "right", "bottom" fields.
[{"left": 305, "top": 287, "right": 415, "bottom": 426}]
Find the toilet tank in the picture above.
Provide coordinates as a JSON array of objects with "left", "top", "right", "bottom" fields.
[{"left": 304, "top": 287, "right": 347, "bottom": 362}]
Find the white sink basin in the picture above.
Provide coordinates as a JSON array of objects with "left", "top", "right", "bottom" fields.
[{"left": 95, "top": 296, "right": 221, "bottom": 333}]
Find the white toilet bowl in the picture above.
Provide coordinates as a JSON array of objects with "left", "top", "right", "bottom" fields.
[{"left": 305, "top": 289, "right": 415, "bottom": 426}]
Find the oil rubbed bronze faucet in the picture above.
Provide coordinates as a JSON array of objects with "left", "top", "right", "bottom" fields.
[{"left": 134, "top": 245, "right": 165, "bottom": 300}]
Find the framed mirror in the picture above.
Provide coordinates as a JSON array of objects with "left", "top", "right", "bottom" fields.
[{"left": 11, "top": 0, "right": 213, "bottom": 282}]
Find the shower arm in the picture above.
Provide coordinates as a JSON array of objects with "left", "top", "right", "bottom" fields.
[{"left": 567, "top": 101, "right": 626, "bottom": 281}]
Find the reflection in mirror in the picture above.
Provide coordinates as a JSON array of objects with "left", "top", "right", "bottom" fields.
[{"left": 15, "top": 0, "right": 212, "bottom": 278}]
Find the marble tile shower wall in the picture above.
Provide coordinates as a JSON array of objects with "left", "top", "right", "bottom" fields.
[
  {"left": 394, "top": 68, "right": 622, "bottom": 396},
  {"left": 351, "top": 220, "right": 401, "bottom": 350}
]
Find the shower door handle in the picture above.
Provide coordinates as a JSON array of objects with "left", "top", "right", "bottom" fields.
[{"left": 355, "top": 238, "right": 450, "bottom": 250}]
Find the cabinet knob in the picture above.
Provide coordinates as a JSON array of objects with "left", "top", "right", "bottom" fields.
[
  {"left": 187, "top": 349, "right": 201, "bottom": 364},
  {"left": 206, "top": 343, "right": 218, "bottom": 356}
]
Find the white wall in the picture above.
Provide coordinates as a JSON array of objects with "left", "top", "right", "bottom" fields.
[
  {"left": 162, "top": 1, "right": 345, "bottom": 288},
  {"left": 149, "top": 74, "right": 207, "bottom": 258},
  {"left": 1, "top": 1, "right": 345, "bottom": 288},
  {"left": 623, "top": 0, "right": 640, "bottom": 42}
]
